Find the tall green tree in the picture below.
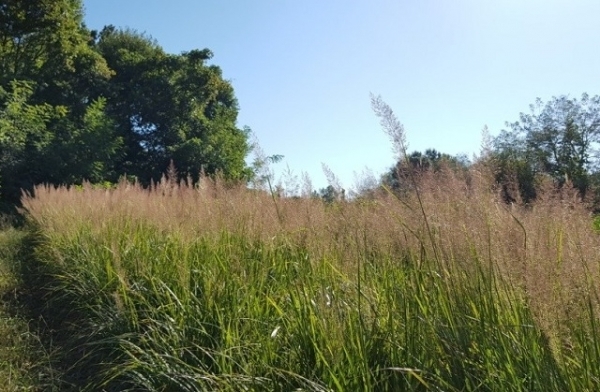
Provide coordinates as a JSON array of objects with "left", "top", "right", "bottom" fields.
[
  {"left": 95, "top": 27, "right": 251, "bottom": 183},
  {"left": 0, "top": 3, "right": 250, "bottom": 201},
  {"left": 0, "top": 0, "right": 112, "bottom": 107},
  {"left": 0, "top": 81, "right": 122, "bottom": 201},
  {"left": 492, "top": 94, "right": 600, "bottom": 201},
  {"left": 0, "top": 0, "right": 119, "bottom": 200},
  {"left": 0, "top": 81, "right": 59, "bottom": 198},
  {"left": 490, "top": 127, "right": 538, "bottom": 203}
]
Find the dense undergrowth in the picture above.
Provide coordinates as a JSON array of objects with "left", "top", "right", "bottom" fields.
[{"left": 5, "top": 165, "right": 599, "bottom": 391}]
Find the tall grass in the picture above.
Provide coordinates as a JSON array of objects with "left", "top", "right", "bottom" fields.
[{"left": 15, "top": 160, "right": 600, "bottom": 391}]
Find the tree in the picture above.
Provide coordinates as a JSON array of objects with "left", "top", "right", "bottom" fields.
[
  {"left": 0, "top": 0, "right": 112, "bottom": 108},
  {"left": 381, "top": 148, "right": 469, "bottom": 193},
  {"left": 492, "top": 94, "right": 600, "bottom": 201},
  {"left": 315, "top": 185, "right": 345, "bottom": 204},
  {"left": 0, "top": 1, "right": 120, "bottom": 201},
  {"left": 0, "top": 81, "right": 59, "bottom": 199},
  {"left": 489, "top": 128, "right": 538, "bottom": 203},
  {"left": 36, "top": 97, "right": 123, "bottom": 185},
  {"left": 0, "top": 4, "right": 251, "bottom": 202},
  {"left": 0, "top": 80, "right": 122, "bottom": 201},
  {"left": 95, "top": 27, "right": 251, "bottom": 184}
]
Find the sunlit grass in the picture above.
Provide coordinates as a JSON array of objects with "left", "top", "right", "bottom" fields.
[{"left": 13, "top": 170, "right": 600, "bottom": 391}]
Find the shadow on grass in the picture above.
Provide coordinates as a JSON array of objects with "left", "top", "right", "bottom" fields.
[{"left": 11, "top": 223, "right": 134, "bottom": 391}]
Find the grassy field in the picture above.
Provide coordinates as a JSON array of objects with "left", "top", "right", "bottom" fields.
[{"left": 5, "top": 165, "right": 599, "bottom": 391}]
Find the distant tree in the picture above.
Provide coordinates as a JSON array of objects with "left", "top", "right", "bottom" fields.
[
  {"left": 0, "top": 81, "right": 57, "bottom": 198},
  {"left": 316, "top": 185, "right": 345, "bottom": 204},
  {"left": 489, "top": 128, "right": 538, "bottom": 203},
  {"left": 0, "top": 80, "right": 122, "bottom": 201},
  {"left": 381, "top": 148, "right": 469, "bottom": 193},
  {"left": 492, "top": 94, "right": 600, "bottom": 202}
]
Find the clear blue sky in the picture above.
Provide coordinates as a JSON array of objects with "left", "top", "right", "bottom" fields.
[{"left": 83, "top": 0, "right": 600, "bottom": 191}]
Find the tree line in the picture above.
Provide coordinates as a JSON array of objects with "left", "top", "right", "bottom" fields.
[
  {"left": 0, "top": 0, "right": 250, "bottom": 203},
  {"left": 375, "top": 94, "right": 600, "bottom": 210}
]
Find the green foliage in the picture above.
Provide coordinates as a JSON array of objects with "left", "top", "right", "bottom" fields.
[
  {"left": 0, "top": 81, "right": 58, "bottom": 150},
  {"left": 382, "top": 148, "right": 469, "bottom": 193},
  {"left": 14, "top": 204, "right": 600, "bottom": 391},
  {"left": 492, "top": 94, "right": 600, "bottom": 202},
  {"left": 488, "top": 134, "right": 538, "bottom": 203},
  {"left": 0, "top": 80, "right": 64, "bottom": 199},
  {"left": 592, "top": 215, "right": 600, "bottom": 233},
  {"left": 0, "top": 4, "right": 251, "bottom": 202},
  {"left": 0, "top": 0, "right": 118, "bottom": 200},
  {"left": 316, "top": 185, "right": 344, "bottom": 203},
  {"left": 96, "top": 27, "right": 251, "bottom": 184},
  {"left": 43, "top": 97, "right": 123, "bottom": 184}
]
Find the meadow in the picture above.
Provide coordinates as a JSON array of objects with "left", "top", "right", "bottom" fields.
[{"left": 6, "top": 163, "right": 600, "bottom": 391}]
